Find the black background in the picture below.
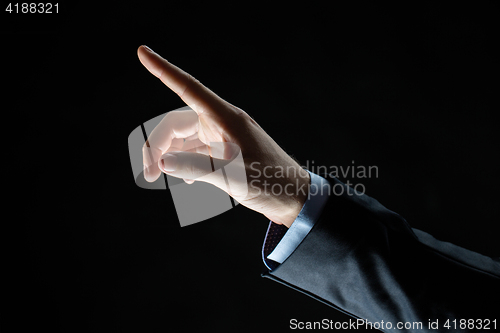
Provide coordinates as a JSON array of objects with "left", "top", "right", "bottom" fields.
[{"left": 4, "top": 2, "right": 499, "bottom": 332}]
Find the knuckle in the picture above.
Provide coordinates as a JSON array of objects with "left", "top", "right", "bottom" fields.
[
  {"left": 239, "top": 110, "right": 259, "bottom": 127},
  {"left": 179, "top": 74, "right": 200, "bottom": 98},
  {"left": 188, "top": 73, "right": 200, "bottom": 85}
]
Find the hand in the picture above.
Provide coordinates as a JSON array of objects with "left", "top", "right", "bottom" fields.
[{"left": 138, "top": 45, "right": 310, "bottom": 227}]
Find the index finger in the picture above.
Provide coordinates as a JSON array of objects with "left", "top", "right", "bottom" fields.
[{"left": 137, "top": 45, "right": 234, "bottom": 118}]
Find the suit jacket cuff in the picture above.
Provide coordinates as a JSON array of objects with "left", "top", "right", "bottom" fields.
[{"left": 262, "top": 171, "right": 330, "bottom": 269}]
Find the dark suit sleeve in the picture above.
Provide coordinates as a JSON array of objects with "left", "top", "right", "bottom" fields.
[{"left": 262, "top": 177, "right": 500, "bottom": 332}]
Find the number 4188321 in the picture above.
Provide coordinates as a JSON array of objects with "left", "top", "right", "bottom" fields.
[{"left": 6, "top": 3, "right": 58, "bottom": 13}]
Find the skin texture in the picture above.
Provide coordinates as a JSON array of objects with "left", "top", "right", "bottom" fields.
[{"left": 138, "top": 45, "right": 310, "bottom": 227}]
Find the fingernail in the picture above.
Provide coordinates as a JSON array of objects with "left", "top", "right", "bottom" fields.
[
  {"left": 161, "top": 154, "right": 177, "bottom": 172},
  {"left": 143, "top": 45, "right": 154, "bottom": 53}
]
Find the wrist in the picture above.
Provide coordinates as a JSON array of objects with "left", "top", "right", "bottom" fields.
[{"left": 266, "top": 167, "right": 310, "bottom": 228}]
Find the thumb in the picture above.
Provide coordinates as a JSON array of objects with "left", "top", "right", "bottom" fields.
[{"left": 158, "top": 151, "right": 230, "bottom": 188}]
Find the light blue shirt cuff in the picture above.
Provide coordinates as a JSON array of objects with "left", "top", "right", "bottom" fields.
[{"left": 266, "top": 171, "right": 331, "bottom": 264}]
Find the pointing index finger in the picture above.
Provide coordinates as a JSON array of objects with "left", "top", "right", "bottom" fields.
[{"left": 137, "top": 45, "right": 231, "bottom": 117}]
